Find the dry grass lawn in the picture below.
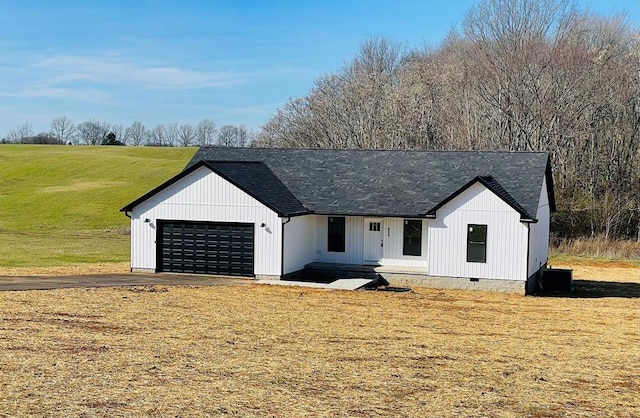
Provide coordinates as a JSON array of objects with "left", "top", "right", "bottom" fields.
[
  {"left": 1, "top": 267, "right": 639, "bottom": 417},
  {"left": 551, "top": 259, "right": 639, "bottom": 283}
]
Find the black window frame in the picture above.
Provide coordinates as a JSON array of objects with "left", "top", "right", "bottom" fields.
[
  {"left": 402, "top": 219, "right": 422, "bottom": 257},
  {"left": 467, "top": 224, "right": 487, "bottom": 263},
  {"left": 327, "top": 217, "right": 346, "bottom": 253}
]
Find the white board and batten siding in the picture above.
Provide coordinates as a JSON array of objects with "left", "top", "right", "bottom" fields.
[
  {"left": 282, "top": 215, "right": 317, "bottom": 274},
  {"left": 314, "top": 216, "right": 365, "bottom": 264},
  {"left": 427, "top": 182, "right": 529, "bottom": 281},
  {"left": 527, "top": 177, "right": 550, "bottom": 277},
  {"left": 130, "top": 166, "right": 282, "bottom": 276},
  {"left": 381, "top": 218, "right": 429, "bottom": 268}
]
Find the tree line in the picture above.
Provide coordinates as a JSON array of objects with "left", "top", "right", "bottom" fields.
[
  {"left": 2, "top": 118, "right": 256, "bottom": 148},
  {"left": 256, "top": 0, "right": 640, "bottom": 241}
]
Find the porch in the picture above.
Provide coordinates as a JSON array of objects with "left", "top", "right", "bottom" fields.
[
  {"left": 284, "top": 262, "right": 528, "bottom": 294},
  {"left": 282, "top": 262, "right": 430, "bottom": 286}
]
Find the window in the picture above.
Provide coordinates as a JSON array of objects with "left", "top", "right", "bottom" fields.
[
  {"left": 369, "top": 222, "right": 381, "bottom": 232},
  {"left": 328, "top": 217, "right": 345, "bottom": 252},
  {"left": 467, "top": 224, "right": 487, "bottom": 263},
  {"left": 403, "top": 220, "right": 422, "bottom": 256}
]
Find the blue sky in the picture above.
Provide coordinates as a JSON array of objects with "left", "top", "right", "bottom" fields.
[{"left": 0, "top": 0, "right": 638, "bottom": 138}]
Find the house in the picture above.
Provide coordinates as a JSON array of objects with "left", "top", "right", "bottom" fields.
[{"left": 120, "top": 148, "right": 555, "bottom": 294}]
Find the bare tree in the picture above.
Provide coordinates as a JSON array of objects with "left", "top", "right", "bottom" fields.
[
  {"left": 177, "top": 124, "right": 196, "bottom": 147},
  {"left": 166, "top": 123, "right": 179, "bottom": 147},
  {"left": 149, "top": 124, "right": 167, "bottom": 146},
  {"left": 258, "top": 37, "right": 406, "bottom": 150},
  {"left": 196, "top": 119, "right": 217, "bottom": 146},
  {"left": 50, "top": 116, "right": 75, "bottom": 144},
  {"left": 217, "top": 125, "right": 240, "bottom": 147},
  {"left": 5, "top": 122, "right": 34, "bottom": 143},
  {"left": 76, "top": 120, "right": 110, "bottom": 145},
  {"left": 236, "top": 125, "right": 250, "bottom": 147},
  {"left": 125, "top": 121, "right": 148, "bottom": 146}
]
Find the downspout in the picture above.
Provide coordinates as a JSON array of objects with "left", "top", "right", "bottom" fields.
[
  {"left": 123, "top": 210, "right": 132, "bottom": 272},
  {"left": 280, "top": 217, "right": 291, "bottom": 278},
  {"left": 525, "top": 223, "right": 531, "bottom": 294}
]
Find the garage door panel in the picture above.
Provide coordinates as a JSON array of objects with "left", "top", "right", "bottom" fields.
[{"left": 158, "top": 221, "right": 254, "bottom": 277}]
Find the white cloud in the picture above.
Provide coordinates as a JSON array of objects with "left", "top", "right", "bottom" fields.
[
  {"left": 20, "top": 87, "right": 109, "bottom": 102},
  {"left": 35, "top": 52, "right": 246, "bottom": 90}
]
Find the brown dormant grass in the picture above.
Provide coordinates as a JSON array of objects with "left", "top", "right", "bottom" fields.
[
  {"left": 550, "top": 236, "right": 640, "bottom": 262},
  {"left": 1, "top": 273, "right": 638, "bottom": 417},
  {"left": 550, "top": 261, "right": 639, "bottom": 283}
]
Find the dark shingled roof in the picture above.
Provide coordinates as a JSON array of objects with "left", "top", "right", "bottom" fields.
[
  {"left": 180, "top": 148, "right": 555, "bottom": 220},
  {"left": 207, "top": 161, "right": 308, "bottom": 216}
]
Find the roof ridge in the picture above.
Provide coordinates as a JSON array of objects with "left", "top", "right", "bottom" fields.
[
  {"left": 197, "top": 146, "right": 548, "bottom": 155},
  {"left": 206, "top": 160, "right": 264, "bottom": 164}
]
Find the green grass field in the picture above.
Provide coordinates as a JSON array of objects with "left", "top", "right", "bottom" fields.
[{"left": 0, "top": 145, "right": 196, "bottom": 267}]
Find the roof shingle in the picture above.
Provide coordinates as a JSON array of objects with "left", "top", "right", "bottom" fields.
[{"left": 185, "top": 148, "right": 554, "bottom": 219}]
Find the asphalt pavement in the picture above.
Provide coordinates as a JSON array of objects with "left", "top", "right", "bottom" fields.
[{"left": 0, "top": 273, "right": 250, "bottom": 291}]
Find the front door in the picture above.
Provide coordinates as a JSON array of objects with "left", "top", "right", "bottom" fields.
[{"left": 364, "top": 218, "right": 383, "bottom": 264}]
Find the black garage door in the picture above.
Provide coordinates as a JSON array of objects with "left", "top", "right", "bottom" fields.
[{"left": 157, "top": 221, "right": 254, "bottom": 277}]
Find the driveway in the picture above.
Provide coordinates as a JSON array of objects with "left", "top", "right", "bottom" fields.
[{"left": 0, "top": 273, "right": 251, "bottom": 291}]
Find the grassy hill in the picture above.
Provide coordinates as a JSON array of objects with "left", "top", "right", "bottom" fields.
[{"left": 0, "top": 145, "right": 196, "bottom": 267}]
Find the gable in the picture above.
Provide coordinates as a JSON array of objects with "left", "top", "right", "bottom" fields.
[
  {"left": 431, "top": 181, "right": 524, "bottom": 218},
  {"left": 120, "top": 160, "right": 306, "bottom": 217},
  {"left": 127, "top": 165, "right": 276, "bottom": 215},
  {"left": 426, "top": 175, "right": 537, "bottom": 222}
]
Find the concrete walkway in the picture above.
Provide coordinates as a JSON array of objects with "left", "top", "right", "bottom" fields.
[
  {"left": 256, "top": 278, "right": 374, "bottom": 290},
  {"left": 0, "top": 273, "right": 250, "bottom": 291}
]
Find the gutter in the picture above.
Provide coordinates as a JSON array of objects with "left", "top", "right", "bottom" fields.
[
  {"left": 314, "top": 211, "right": 433, "bottom": 219},
  {"left": 124, "top": 211, "right": 132, "bottom": 219},
  {"left": 525, "top": 223, "right": 532, "bottom": 293}
]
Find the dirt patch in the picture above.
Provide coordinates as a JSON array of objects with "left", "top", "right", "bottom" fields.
[{"left": 41, "top": 181, "right": 127, "bottom": 193}]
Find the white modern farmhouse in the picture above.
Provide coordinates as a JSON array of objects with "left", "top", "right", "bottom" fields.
[{"left": 121, "top": 148, "right": 555, "bottom": 294}]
